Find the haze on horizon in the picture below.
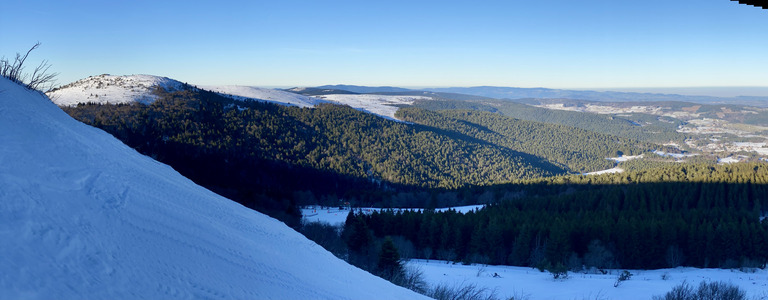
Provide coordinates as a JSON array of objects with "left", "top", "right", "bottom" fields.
[{"left": 2, "top": 0, "right": 767, "bottom": 97}]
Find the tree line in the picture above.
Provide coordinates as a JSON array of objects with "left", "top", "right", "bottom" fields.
[{"left": 343, "top": 163, "right": 768, "bottom": 270}]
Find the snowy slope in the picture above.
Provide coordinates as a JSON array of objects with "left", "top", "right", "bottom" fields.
[
  {"left": 200, "top": 85, "right": 327, "bottom": 108},
  {"left": 0, "top": 77, "right": 427, "bottom": 299},
  {"left": 317, "top": 94, "right": 432, "bottom": 120},
  {"left": 47, "top": 74, "right": 185, "bottom": 106}
]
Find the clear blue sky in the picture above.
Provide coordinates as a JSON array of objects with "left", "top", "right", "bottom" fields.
[{"left": 2, "top": 0, "right": 767, "bottom": 91}]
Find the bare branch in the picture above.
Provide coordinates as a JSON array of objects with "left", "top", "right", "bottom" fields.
[{"left": 0, "top": 42, "right": 57, "bottom": 92}]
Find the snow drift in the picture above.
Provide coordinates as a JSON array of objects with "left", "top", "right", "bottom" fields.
[{"left": 0, "top": 77, "right": 426, "bottom": 299}]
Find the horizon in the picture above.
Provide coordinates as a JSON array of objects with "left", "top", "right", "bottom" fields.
[
  {"left": 51, "top": 73, "right": 768, "bottom": 98},
  {"left": 3, "top": 1, "right": 767, "bottom": 96}
]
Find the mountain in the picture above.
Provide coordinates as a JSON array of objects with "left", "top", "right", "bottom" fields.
[
  {"left": 0, "top": 77, "right": 426, "bottom": 299},
  {"left": 425, "top": 86, "right": 768, "bottom": 107},
  {"left": 315, "top": 84, "right": 413, "bottom": 93},
  {"left": 285, "top": 87, "right": 359, "bottom": 96},
  {"left": 47, "top": 74, "right": 185, "bottom": 106}
]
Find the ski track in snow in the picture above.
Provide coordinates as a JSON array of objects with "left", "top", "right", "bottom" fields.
[
  {"left": 0, "top": 77, "right": 427, "bottom": 299},
  {"left": 411, "top": 259, "right": 768, "bottom": 300}
]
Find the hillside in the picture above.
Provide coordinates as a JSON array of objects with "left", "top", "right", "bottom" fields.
[
  {"left": 410, "top": 98, "right": 688, "bottom": 144},
  {"left": 396, "top": 108, "right": 659, "bottom": 172},
  {"left": 63, "top": 88, "right": 566, "bottom": 194},
  {"left": 201, "top": 84, "right": 327, "bottom": 108},
  {"left": 0, "top": 77, "right": 427, "bottom": 299}
]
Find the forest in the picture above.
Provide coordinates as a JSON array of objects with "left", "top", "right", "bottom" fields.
[
  {"left": 409, "top": 98, "right": 688, "bottom": 144},
  {"left": 343, "top": 163, "right": 768, "bottom": 271},
  {"left": 60, "top": 85, "right": 768, "bottom": 272},
  {"left": 62, "top": 86, "right": 666, "bottom": 226}
]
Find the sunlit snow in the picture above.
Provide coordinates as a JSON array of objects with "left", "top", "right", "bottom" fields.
[{"left": 47, "top": 74, "right": 184, "bottom": 106}]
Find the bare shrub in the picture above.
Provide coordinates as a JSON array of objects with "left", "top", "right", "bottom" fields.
[
  {"left": 0, "top": 42, "right": 58, "bottom": 92},
  {"left": 392, "top": 265, "right": 429, "bottom": 294},
  {"left": 428, "top": 281, "right": 499, "bottom": 300},
  {"left": 653, "top": 281, "right": 747, "bottom": 300}
]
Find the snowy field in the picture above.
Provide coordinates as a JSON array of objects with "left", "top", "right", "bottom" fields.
[
  {"left": 302, "top": 205, "right": 484, "bottom": 226},
  {"left": 300, "top": 202, "right": 768, "bottom": 299},
  {"left": 410, "top": 259, "right": 768, "bottom": 300},
  {"left": 317, "top": 94, "right": 432, "bottom": 120},
  {"left": 584, "top": 167, "right": 624, "bottom": 176},
  {"left": 1, "top": 77, "right": 426, "bottom": 299}
]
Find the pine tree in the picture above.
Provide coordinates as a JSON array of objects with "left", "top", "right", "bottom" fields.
[{"left": 377, "top": 236, "right": 403, "bottom": 280}]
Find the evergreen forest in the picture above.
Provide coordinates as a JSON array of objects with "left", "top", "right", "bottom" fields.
[{"left": 60, "top": 86, "right": 768, "bottom": 272}]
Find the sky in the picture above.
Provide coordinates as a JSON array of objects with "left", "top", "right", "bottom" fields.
[{"left": 2, "top": 0, "right": 767, "bottom": 94}]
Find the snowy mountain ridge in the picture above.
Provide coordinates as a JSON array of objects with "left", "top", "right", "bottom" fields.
[
  {"left": 200, "top": 84, "right": 327, "bottom": 108},
  {"left": 47, "top": 74, "right": 185, "bottom": 106},
  {"left": 48, "top": 74, "right": 437, "bottom": 120},
  {"left": 0, "top": 77, "right": 426, "bottom": 299}
]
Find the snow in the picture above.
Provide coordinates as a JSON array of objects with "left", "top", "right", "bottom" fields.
[
  {"left": 317, "top": 94, "right": 432, "bottom": 121},
  {"left": 410, "top": 260, "right": 768, "bottom": 300},
  {"left": 47, "top": 74, "right": 184, "bottom": 106},
  {"left": 653, "top": 150, "right": 699, "bottom": 159},
  {"left": 302, "top": 205, "right": 485, "bottom": 226},
  {"left": 609, "top": 155, "right": 643, "bottom": 163},
  {"left": 200, "top": 85, "right": 327, "bottom": 108},
  {"left": 49, "top": 74, "right": 435, "bottom": 121},
  {"left": 584, "top": 167, "right": 624, "bottom": 176},
  {"left": 0, "top": 77, "right": 427, "bottom": 299},
  {"left": 718, "top": 156, "right": 742, "bottom": 164}
]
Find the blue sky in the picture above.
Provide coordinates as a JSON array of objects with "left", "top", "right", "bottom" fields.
[{"left": 2, "top": 0, "right": 767, "bottom": 92}]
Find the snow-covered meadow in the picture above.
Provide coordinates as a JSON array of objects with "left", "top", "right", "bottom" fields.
[
  {"left": 301, "top": 205, "right": 768, "bottom": 299},
  {"left": 410, "top": 260, "right": 768, "bottom": 300},
  {"left": 317, "top": 94, "right": 432, "bottom": 120},
  {"left": 200, "top": 84, "right": 327, "bottom": 108}
]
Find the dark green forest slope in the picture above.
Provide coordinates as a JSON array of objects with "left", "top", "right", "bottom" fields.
[
  {"left": 397, "top": 107, "right": 658, "bottom": 172},
  {"left": 348, "top": 163, "right": 768, "bottom": 270},
  {"left": 410, "top": 99, "right": 687, "bottom": 144},
  {"left": 61, "top": 87, "right": 667, "bottom": 225}
]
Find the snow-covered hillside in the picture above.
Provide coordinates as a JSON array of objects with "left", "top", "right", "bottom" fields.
[
  {"left": 317, "top": 94, "right": 432, "bottom": 120},
  {"left": 0, "top": 77, "right": 427, "bottom": 299},
  {"left": 203, "top": 86, "right": 432, "bottom": 120},
  {"left": 47, "top": 74, "right": 185, "bottom": 106},
  {"left": 48, "top": 75, "right": 434, "bottom": 121},
  {"left": 201, "top": 85, "right": 327, "bottom": 108}
]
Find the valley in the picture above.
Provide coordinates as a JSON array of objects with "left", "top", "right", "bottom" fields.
[
  {"left": 11, "top": 73, "right": 768, "bottom": 299},
  {"left": 6, "top": 1, "right": 768, "bottom": 299}
]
